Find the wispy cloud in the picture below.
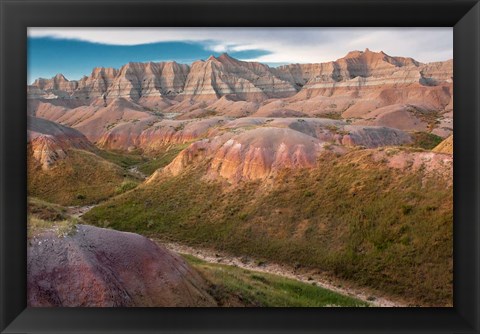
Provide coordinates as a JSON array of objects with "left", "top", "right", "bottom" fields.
[{"left": 28, "top": 27, "right": 452, "bottom": 64}]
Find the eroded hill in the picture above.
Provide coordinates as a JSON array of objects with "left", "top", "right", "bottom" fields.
[{"left": 28, "top": 49, "right": 453, "bottom": 148}]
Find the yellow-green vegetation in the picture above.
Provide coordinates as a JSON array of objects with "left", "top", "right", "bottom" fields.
[
  {"left": 28, "top": 149, "right": 140, "bottom": 206},
  {"left": 28, "top": 197, "right": 68, "bottom": 221},
  {"left": 136, "top": 144, "right": 190, "bottom": 176},
  {"left": 27, "top": 198, "right": 78, "bottom": 239},
  {"left": 182, "top": 254, "right": 368, "bottom": 307},
  {"left": 28, "top": 216, "right": 78, "bottom": 239},
  {"left": 98, "top": 144, "right": 189, "bottom": 176},
  {"left": 408, "top": 131, "right": 444, "bottom": 150},
  {"left": 84, "top": 149, "right": 453, "bottom": 306},
  {"left": 97, "top": 149, "right": 146, "bottom": 169},
  {"left": 115, "top": 180, "right": 138, "bottom": 195}
]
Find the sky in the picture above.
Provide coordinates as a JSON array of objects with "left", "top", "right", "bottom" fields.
[{"left": 27, "top": 27, "right": 453, "bottom": 84}]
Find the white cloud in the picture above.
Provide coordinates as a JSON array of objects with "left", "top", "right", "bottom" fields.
[{"left": 28, "top": 27, "right": 453, "bottom": 63}]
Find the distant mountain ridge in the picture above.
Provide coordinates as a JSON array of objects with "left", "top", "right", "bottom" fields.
[
  {"left": 28, "top": 49, "right": 452, "bottom": 102},
  {"left": 27, "top": 49, "right": 454, "bottom": 147}
]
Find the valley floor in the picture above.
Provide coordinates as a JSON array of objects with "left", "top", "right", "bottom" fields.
[
  {"left": 64, "top": 202, "right": 376, "bottom": 306},
  {"left": 28, "top": 128, "right": 453, "bottom": 307},
  {"left": 166, "top": 241, "right": 404, "bottom": 307},
  {"left": 180, "top": 253, "right": 369, "bottom": 307}
]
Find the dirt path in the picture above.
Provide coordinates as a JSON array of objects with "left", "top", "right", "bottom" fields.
[
  {"left": 160, "top": 241, "right": 407, "bottom": 307},
  {"left": 66, "top": 205, "right": 96, "bottom": 218},
  {"left": 73, "top": 204, "right": 405, "bottom": 307},
  {"left": 128, "top": 166, "right": 147, "bottom": 180}
]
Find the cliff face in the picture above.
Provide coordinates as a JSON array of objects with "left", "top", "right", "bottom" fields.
[
  {"left": 106, "top": 62, "right": 190, "bottom": 100},
  {"left": 181, "top": 54, "right": 298, "bottom": 101},
  {"left": 29, "top": 62, "right": 189, "bottom": 101},
  {"left": 28, "top": 49, "right": 452, "bottom": 104},
  {"left": 273, "top": 49, "right": 420, "bottom": 86},
  {"left": 27, "top": 50, "right": 453, "bottom": 148}
]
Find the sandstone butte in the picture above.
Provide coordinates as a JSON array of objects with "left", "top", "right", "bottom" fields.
[{"left": 28, "top": 224, "right": 216, "bottom": 307}]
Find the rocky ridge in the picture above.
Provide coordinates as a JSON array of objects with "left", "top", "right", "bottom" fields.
[
  {"left": 29, "top": 50, "right": 451, "bottom": 103},
  {"left": 28, "top": 50, "right": 453, "bottom": 142}
]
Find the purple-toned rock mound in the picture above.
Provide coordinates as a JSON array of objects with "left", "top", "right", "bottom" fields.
[{"left": 27, "top": 224, "right": 216, "bottom": 307}]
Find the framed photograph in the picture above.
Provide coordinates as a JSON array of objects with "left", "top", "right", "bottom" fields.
[{"left": 1, "top": 0, "right": 479, "bottom": 333}]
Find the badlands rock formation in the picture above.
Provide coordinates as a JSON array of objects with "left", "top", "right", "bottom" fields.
[
  {"left": 27, "top": 50, "right": 454, "bottom": 307},
  {"left": 98, "top": 115, "right": 411, "bottom": 154},
  {"left": 28, "top": 224, "right": 216, "bottom": 307},
  {"left": 182, "top": 53, "right": 297, "bottom": 101},
  {"left": 152, "top": 118, "right": 411, "bottom": 183},
  {"left": 375, "top": 147, "right": 453, "bottom": 180},
  {"left": 168, "top": 127, "right": 334, "bottom": 182},
  {"left": 98, "top": 117, "right": 226, "bottom": 152},
  {"left": 28, "top": 116, "right": 94, "bottom": 169},
  {"left": 26, "top": 50, "right": 453, "bottom": 181},
  {"left": 29, "top": 50, "right": 451, "bottom": 105},
  {"left": 33, "top": 97, "right": 159, "bottom": 143},
  {"left": 28, "top": 49, "right": 453, "bottom": 139}
]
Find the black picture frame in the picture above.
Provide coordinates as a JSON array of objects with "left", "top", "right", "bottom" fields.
[{"left": 1, "top": 0, "right": 479, "bottom": 333}]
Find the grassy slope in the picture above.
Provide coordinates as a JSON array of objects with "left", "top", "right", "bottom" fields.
[
  {"left": 98, "top": 144, "right": 190, "bottom": 176},
  {"left": 96, "top": 149, "right": 146, "bottom": 169},
  {"left": 28, "top": 149, "right": 139, "bottom": 206},
  {"left": 28, "top": 197, "right": 69, "bottom": 221},
  {"left": 182, "top": 254, "right": 368, "bottom": 307},
  {"left": 28, "top": 142, "right": 190, "bottom": 206},
  {"left": 27, "top": 197, "right": 366, "bottom": 307},
  {"left": 136, "top": 144, "right": 190, "bottom": 176},
  {"left": 27, "top": 197, "right": 79, "bottom": 239},
  {"left": 84, "top": 149, "right": 453, "bottom": 306}
]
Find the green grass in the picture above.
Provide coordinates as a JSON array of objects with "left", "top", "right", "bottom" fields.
[
  {"left": 136, "top": 144, "right": 190, "bottom": 175},
  {"left": 408, "top": 132, "right": 444, "bottom": 150},
  {"left": 97, "top": 145, "right": 189, "bottom": 176},
  {"left": 29, "top": 143, "right": 189, "bottom": 206},
  {"left": 96, "top": 149, "right": 146, "bottom": 169},
  {"left": 84, "top": 149, "right": 453, "bottom": 306},
  {"left": 182, "top": 254, "right": 368, "bottom": 307},
  {"left": 27, "top": 216, "right": 78, "bottom": 239},
  {"left": 27, "top": 197, "right": 68, "bottom": 221},
  {"left": 115, "top": 180, "right": 139, "bottom": 195},
  {"left": 28, "top": 149, "right": 139, "bottom": 206},
  {"left": 26, "top": 196, "right": 366, "bottom": 307}
]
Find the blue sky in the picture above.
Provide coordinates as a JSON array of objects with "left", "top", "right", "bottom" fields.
[
  {"left": 27, "top": 27, "right": 453, "bottom": 84},
  {"left": 27, "top": 38, "right": 269, "bottom": 83}
]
